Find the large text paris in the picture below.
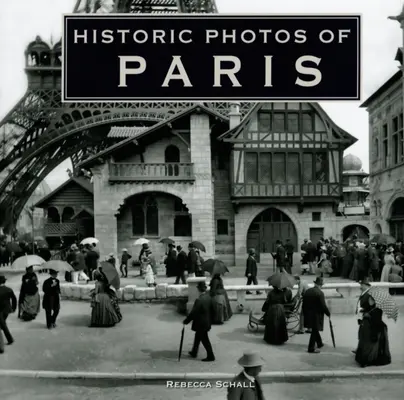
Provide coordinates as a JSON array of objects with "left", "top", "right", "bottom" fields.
[{"left": 62, "top": 15, "right": 361, "bottom": 102}]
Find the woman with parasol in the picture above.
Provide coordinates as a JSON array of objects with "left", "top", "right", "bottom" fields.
[
  {"left": 18, "top": 266, "right": 41, "bottom": 321},
  {"left": 89, "top": 268, "right": 121, "bottom": 328},
  {"left": 204, "top": 260, "right": 232, "bottom": 324},
  {"left": 354, "top": 286, "right": 396, "bottom": 367},
  {"left": 261, "top": 272, "right": 294, "bottom": 345}
]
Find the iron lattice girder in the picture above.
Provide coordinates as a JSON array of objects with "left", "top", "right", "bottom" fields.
[
  {"left": 0, "top": 91, "right": 253, "bottom": 192},
  {"left": 0, "top": 135, "right": 110, "bottom": 232},
  {"left": 73, "top": 0, "right": 218, "bottom": 13}
]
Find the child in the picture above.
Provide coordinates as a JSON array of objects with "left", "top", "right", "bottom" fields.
[
  {"left": 144, "top": 260, "right": 155, "bottom": 287},
  {"left": 120, "top": 249, "right": 132, "bottom": 278}
]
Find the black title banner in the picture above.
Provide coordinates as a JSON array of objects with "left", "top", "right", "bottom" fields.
[{"left": 62, "top": 14, "right": 361, "bottom": 102}]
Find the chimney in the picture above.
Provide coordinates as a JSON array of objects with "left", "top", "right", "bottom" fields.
[{"left": 229, "top": 102, "right": 241, "bottom": 129}]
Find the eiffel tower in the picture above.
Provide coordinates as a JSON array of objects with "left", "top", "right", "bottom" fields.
[{"left": 0, "top": 0, "right": 254, "bottom": 233}]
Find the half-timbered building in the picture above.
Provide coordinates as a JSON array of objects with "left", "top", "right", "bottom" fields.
[{"left": 76, "top": 102, "right": 356, "bottom": 266}]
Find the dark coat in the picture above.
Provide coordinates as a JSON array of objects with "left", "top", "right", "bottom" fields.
[
  {"left": 245, "top": 255, "right": 258, "bottom": 277},
  {"left": 367, "top": 247, "right": 379, "bottom": 271},
  {"left": 302, "top": 286, "right": 330, "bottom": 331},
  {"left": 42, "top": 277, "right": 61, "bottom": 310},
  {"left": 284, "top": 242, "right": 294, "bottom": 254},
  {"left": 38, "top": 248, "right": 51, "bottom": 262},
  {"left": 0, "top": 285, "right": 17, "bottom": 314},
  {"left": 305, "top": 243, "right": 317, "bottom": 262},
  {"left": 176, "top": 250, "right": 188, "bottom": 273},
  {"left": 187, "top": 249, "right": 198, "bottom": 274},
  {"left": 72, "top": 251, "right": 86, "bottom": 271},
  {"left": 227, "top": 372, "right": 265, "bottom": 400},
  {"left": 355, "top": 248, "right": 368, "bottom": 272},
  {"left": 165, "top": 249, "right": 177, "bottom": 277},
  {"left": 274, "top": 245, "right": 286, "bottom": 268},
  {"left": 183, "top": 292, "right": 214, "bottom": 332},
  {"left": 85, "top": 250, "right": 99, "bottom": 270}
]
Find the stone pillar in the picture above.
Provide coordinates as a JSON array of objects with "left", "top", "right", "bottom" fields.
[
  {"left": 92, "top": 164, "right": 118, "bottom": 258},
  {"left": 186, "top": 276, "right": 207, "bottom": 312},
  {"left": 189, "top": 113, "right": 215, "bottom": 258}
]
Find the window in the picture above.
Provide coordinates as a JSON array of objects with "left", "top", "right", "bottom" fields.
[
  {"left": 382, "top": 123, "right": 388, "bottom": 168},
  {"left": 374, "top": 138, "right": 379, "bottom": 159},
  {"left": 217, "top": 219, "right": 229, "bottom": 235},
  {"left": 393, "top": 133, "right": 399, "bottom": 165},
  {"left": 287, "top": 113, "right": 299, "bottom": 133},
  {"left": 312, "top": 212, "right": 321, "bottom": 221},
  {"left": 272, "top": 153, "right": 286, "bottom": 183},
  {"left": 286, "top": 153, "right": 299, "bottom": 183},
  {"left": 302, "top": 113, "right": 314, "bottom": 132},
  {"left": 273, "top": 113, "right": 285, "bottom": 131},
  {"left": 174, "top": 199, "right": 192, "bottom": 236},
  {"left": 315, "top": 153, "right": 327, "bottom": 182},
  {"left": 245, "top": 152, "right": 258, "bottom": 182},
  {"left": 132, "top": 196, "right": 159, "bottom": 236},
  {"left": 393, "top": 117, "right": 399, "bottom": 133},
  {"left": 303, "top": 153, "right": 313, "bottom": 183},
  {"left": 259, "top": 152, "right": 272, "bottom": 182},
  {"left": 258, "top": 112, "right": 271, "bottom": 132}
]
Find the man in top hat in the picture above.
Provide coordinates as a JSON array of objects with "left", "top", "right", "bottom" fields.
[
  {"left": 42, "top": 269, "right": 61, "bottom": 329},
  {"left": 183, "top": 281, "right": 215, "bottom": 362},
  {"left": 187, "top": 243, "right": 198, "bottom": 278},
  {"left": 0, "top": 274, "right": 16, "bottom": 353},
  {"left": 175, "top": 245, "right": 187, "bottom": 284},
  {"left": 227, "top": 351, "right": 266, "bottom": 400},
  {"left": 164, "top": 243, "right": 177, "bottom": 278},
  {"left": 245, "top": 249, "right": 262, "bottom": 295},
  {"left": 302, "top": 277, "right": 331, "bottom": 353},
  {"left": 272, "top": 240, "right": 286, "bottom": 273}
]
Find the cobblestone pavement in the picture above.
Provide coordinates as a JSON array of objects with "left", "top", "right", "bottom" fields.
[
  {"left": 0, "top": 378, "right": 403, "bottom": 400},
  {"left": 1, "top": 301, "right": 403, "bottom": 373}
]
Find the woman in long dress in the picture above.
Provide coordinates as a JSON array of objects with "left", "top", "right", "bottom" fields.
[
  {"left": 18, "top": 266, "right": 40, "bottom": 321},
  {"left": 262, "top": 286, "right": 292, "bottom": 345},
  {"left": 317, "top": 247, "right": 331, "bottom": 277},
  {"left": 380, "top": 247, "right": 395, "bottom": 282},
  {"left": 90, "top": 271, "right": 121, "bottom": 327},
  {"left": 209, "top": 274, "right": 232, "bottom": 324},
  {"left": 355, "top": 291, "right": 391, "bottom": 367}
]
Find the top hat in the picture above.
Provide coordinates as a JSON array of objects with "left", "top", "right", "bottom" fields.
[
  {"left": 248, "top": 248, "right": 255, "bottom": 255},
  {"left": 197, "top": 281, "right": 207, "bottom": 291},
  {"left": 359, "top": 277, "right": 371, "bottom": 286},
  {"left": 0, "top": 274, "right": 6, "bottom": 284},
  {"left": 168, "top": 243, "right": 175, "bottom": 247},
  {"left": 313, "top": 277, "right": 324, "bottom": 286},
  {"left": 237, "top": 351, "right": 264, "bottom": 368},
  {"left": 49, "top": 269, "right": 58, "bottom": 275}
]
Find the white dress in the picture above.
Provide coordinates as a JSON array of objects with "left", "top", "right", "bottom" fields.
[
  {"left": 380, "top": 254, "right": 394, "bottom": 282},
  {"left": 144, "top": 264, "right": 155, "bottom": 285}
]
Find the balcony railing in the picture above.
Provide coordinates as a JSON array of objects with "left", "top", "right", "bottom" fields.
[
  {"left": 109, "top": 163, "right": 195, "bottom": 182},
  {"left": 45, "top": 222, "right": 77, "bottom": 236}
]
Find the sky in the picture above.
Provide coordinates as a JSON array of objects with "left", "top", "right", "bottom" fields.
[{"left": 0, "top": 0, "right": 403, "bottom": 189}]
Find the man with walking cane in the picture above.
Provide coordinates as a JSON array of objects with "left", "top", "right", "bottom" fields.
[
  {"left": 182, "top": 281, "right": 215, "bottom": 362},
  {"left": 302, "top": 277, "right": 331, "bottom": 353},
  {"left": 0, "top": 274, "right": 16, "bottom": 353}
]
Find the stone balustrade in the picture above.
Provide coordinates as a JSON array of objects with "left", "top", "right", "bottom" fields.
[{"left": 59, "top": 279, "right": 404, "bottom": 315}]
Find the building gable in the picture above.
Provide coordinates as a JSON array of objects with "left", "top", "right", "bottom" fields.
[
  {"left": 218, "top": 102, "right": 357, "bottom": 148},
  {"left": 34, "top": 178, "right": 93, "bottom": 209}
]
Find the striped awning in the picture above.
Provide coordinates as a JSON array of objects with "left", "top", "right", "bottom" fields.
[{"left": 107, "top": 126, "right": 149, "bottom": 139}]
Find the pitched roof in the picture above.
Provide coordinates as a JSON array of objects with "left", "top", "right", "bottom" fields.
[
  {"left": 78, "top": 104, "right": 229, "bottom": 169},
  {"left": 33, "top": 176, "right": 93, "bottom": 208},
  {"left": 360, "top": 70, "right": 402, "bottom": 108},
  {"left": 107, "top": 126, "right": 149, "bottom": 139},
  {"left": 218, "top": 103, "right": 357, "bottom": 147},
  {"left": 71, "top": 206, "right": 94, "bottom": 219}
]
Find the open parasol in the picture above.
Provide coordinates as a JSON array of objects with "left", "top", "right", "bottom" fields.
[
  {"left": 11, "top": 255, "right": 45, "bottom": 270},
  {"left": 81, "top": 237, "right": 99, "bottom": 245},
  {"left": 178, "top": 326, "right": 185, "bottom": 361},
  {"left": 266, "top": 271, "right": 295, "bottom": 289},
  {"left": 368, "top": 287, "right": 399, "bottom": 321},
  {"left": 329, "top": 318, "right": 336, "bottom": 348},
  {"left": 201, "top": 259, "right": 229, "bottom": 276},
  {"left": 134, "top": 238, "right": 150, "bottom": 246},
  {"left": 33, "top": 260, "right": 74, "bottom": 273},
  {"left": 190, "top": 241, "right": 206, "bottom": 252},
  {"left": 99, "top": 261, "right": 120, "bottom": 290},
  {"left": 369, "top": 234, "right": 396, "bottom": 246},
  {"left": 160, "top": 238, "right": 175, "bottom": 245}
]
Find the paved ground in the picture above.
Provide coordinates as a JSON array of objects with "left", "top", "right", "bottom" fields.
[
  {"left": 1, "top": 378, "right": 403, "bottom": 400},
  {"left": 1, "top": 301, "right": 403, "bottom": 374}
]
